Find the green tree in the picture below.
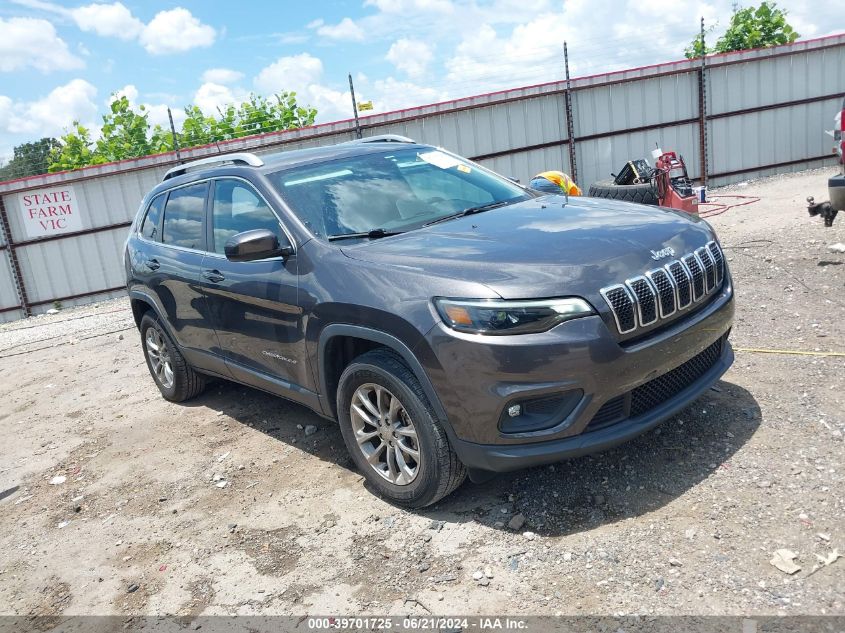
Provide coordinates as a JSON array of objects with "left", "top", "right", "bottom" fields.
[
  {"left": 685, "top": 2, "right": 799, "bottom": 59},
  {"left": 0, "top": 137, "right": 61, "bottom": 180},
  {"left": 48, "top": 123, "right": 99, "bottom": 172},
  {"left": 47, "top": 90, "right": 318, "bottom": 172}
]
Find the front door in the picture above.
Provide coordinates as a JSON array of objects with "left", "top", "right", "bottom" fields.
[{"left": 200, "top": 178, "right": 308, "bottom": 392}]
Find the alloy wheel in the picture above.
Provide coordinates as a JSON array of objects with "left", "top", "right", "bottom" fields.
[
  {"left": 350, "top": 383, "right": 420, "bottom": 485},
  {"left": 145, "top": 327, "right": 174, "bottom": 389}
]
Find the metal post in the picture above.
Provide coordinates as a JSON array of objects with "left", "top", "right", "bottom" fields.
[
  {"left": 348, "top": 73, "right": 363, "bottom": 140},
  {"left": 698, "top": 17, "right": 709, "bottom": 186},
  {"left": 167, "top": 107, "right": 182, "bottom": 163},
  {"left": 563, "top": 42, "right": 578, "bottom": 185},
  {"left": 0, "top": 196, "right": 30, "bottom": 317}
]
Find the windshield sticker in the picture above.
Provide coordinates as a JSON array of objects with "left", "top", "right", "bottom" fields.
[
  {"left": 419, "top": 150, "right": 461, "bottom": 170},
  {"left": 457, "top": 164, "right": 471, "bottom": 174}
]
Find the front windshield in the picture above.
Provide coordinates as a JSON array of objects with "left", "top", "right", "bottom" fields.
[{"left": 267, "top": 148, "right": 530, "bottom": 239}]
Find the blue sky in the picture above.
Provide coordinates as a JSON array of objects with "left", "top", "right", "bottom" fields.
[{"left": 0, "top": 0, "right": 841, "bottom": 159}]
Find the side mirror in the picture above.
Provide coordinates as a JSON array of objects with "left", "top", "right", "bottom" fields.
[
  {"left": 224, "top": 229, "right": 293, "bottom": 262},
  {"left": 506, "top": 176, "right": 521, "bottom": 184}
]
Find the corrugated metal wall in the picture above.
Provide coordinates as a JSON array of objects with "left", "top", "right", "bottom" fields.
[{"left": 0, "top": 34, "right": 842, "bottom": 322}]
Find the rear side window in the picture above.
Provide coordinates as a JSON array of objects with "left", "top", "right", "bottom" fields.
[
  {"left": 211, "top": 179, "right": 284, "bottom": 254},
  {"left": 161, "top": 182, "right": 207, "bottom": 250},
  {"left": 140, "top": 194, "right": 165, "bottom": 242}
]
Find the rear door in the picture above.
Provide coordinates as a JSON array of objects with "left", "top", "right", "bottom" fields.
[
  {"left": 145, "top": 181, "right": 218, "bottom": 361},
  {"left": 200, "top": 177, "right": 307, "bottom": 391}
]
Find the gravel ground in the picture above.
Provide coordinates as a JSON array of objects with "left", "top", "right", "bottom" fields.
[{"left": 0, "top": 167, "right": 842, "bottom": 618}]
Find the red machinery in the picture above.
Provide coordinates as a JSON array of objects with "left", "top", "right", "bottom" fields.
[
  {"left": 653, "top": 150, "right": 698, "bottom": 213},
  {"left": 588, "top": 147, "right": 699, "bottom": 214}
]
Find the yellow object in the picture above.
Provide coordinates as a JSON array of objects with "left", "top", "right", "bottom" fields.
[
  {"left": 535, "top": 170, "right": 582, "bottom": 195},
  {"left": 734, "top": 347, "right": 845, "bottom": 357},
  {"left": 357, "top": 101, "right": 373, "bottom": 111}
]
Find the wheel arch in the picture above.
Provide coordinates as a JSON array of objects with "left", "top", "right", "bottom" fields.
[{"left": 317, "top": 324, "right": 451, "bottom": 431}]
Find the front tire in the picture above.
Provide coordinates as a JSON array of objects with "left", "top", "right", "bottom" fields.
[
  {"left": 336, "top": 349, "right": 466, "bottom": 507},
  {"left": 140, "top": 312, "right": 206, "bottom": 402}
]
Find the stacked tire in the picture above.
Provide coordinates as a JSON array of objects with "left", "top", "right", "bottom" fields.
[{"left": 588, "top": 179, "right": 659, "bottom": 206}]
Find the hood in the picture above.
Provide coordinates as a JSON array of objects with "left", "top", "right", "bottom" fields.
[{"left": 340, "top": 195, "right": 715, "bottom": 301}]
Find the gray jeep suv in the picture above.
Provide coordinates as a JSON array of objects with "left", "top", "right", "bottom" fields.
[{"left": 125, "top": 136, "right": 734, "bottom": 507}]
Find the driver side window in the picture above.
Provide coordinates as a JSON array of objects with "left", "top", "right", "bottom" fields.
[{"left": 211, "top": 179, "right": 285, "bottom": 255}]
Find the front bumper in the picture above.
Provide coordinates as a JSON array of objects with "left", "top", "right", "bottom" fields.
[
  {"left": 452, "top": 339, "right": 733, "bottom": 471},
  {"left": 417, "top": 276, "right": 735, "bottom": 470}
]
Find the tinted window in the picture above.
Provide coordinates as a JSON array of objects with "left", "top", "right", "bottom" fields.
[
  {"left": 140, "top": 194, "right": 165, "bottom": 242},
  {"left": 211, "top": 180, "right": 284, "bottom": 254},
  {"left": 267, "top": 148, "right": 528, "bottom": 239},
  {"left": 161, "top": 183, "right": 207, "bottom": 250}
]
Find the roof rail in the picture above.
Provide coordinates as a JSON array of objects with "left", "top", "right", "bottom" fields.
[
  {"left": 163, "top": 152, "right": 265, "bottom": 180},
  {"left": 347, "top": 134, "right": 416, "bottom": 144}
]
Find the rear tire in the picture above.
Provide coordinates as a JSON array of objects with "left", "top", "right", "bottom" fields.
[
  {"left": 588, "top": 178, "right": 659, "bottom": 205},
  {"left": 336, "top": 349, "right": 466, "bottom": 507},
  {"left": 140, "top": 312, "right": 206, "bottom": 402}
]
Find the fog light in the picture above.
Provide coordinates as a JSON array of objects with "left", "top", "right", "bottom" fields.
[{"left": 498, "top": 390, "right": 584, "bottom": 434}]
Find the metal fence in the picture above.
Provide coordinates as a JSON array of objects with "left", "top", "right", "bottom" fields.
[{"left": 1, "top": 34, "right": 843, "bottom": 322}]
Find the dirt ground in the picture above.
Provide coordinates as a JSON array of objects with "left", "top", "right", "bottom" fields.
[{"left": 0, "top": 168, "right": 843, "bottom": 618}]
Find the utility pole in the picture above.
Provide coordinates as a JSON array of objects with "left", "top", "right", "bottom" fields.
[
  {"left": 348, "top": 73, "right": 362, "bottom": 140},
  {"left": 563, "top": 42, "right": 578, "bottom": 185},
  {"left": 167, "top": 107, "right": 182, "bottom": 163}
]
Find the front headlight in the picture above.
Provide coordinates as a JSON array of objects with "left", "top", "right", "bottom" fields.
[{"left": 434, "top": 297, "right": 595, "bottom": 335}]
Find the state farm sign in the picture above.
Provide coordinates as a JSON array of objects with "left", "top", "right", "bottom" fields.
[{"left": 17, "top": 186, "right": 83, "bottom": 239}]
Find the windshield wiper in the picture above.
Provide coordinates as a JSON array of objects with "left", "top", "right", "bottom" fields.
[
  {"left": 327, "top": 228, "right": 403, "bottom": 241},
  {"left": 423, "top": 200, "right": 511, "bottom": 227}
]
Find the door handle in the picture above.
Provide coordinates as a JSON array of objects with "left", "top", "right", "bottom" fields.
[
  {"left": 202, "top": 269, "right": 225, "bottom": 283},
  {"left": 145, "top": 258, "right": 160, "bottom": 270}
]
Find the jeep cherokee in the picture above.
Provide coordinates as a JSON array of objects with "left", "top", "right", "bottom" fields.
[{"left": 125, "top": 136, "right": 735, "bottom": 507}]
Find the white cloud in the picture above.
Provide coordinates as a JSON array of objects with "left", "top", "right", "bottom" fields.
[
  {"left": 371, "top": 77, "right": 447, "bottom": 111},
  {"left": 108, "top": 84, "right": 139, "bottom": 105},
  {"left": 193, "top": 82, "right": 246, "bottom": 114},
  {"left": 139, "top": 8, "right": 217, "bottom": 55},
  {"left": 386, "top": 39, "right": 433, "bottom": 78},
  {"left": 70, "top": 2, "right": 144, "bottom": 40},
  {"left": 0, "top": 17, "right": 84, "bottom": 73},
  {"left": 254, "top": 54, "right": 351, "bottom": 122},
  {"left": 145, "top": 103, "right": 185, "bottom": 130},
  {"left": 9, "top": 1, "right": 218, "bottom": 55},
  {"left": 315, "top": 17, "right": 365, "bottom": 42},
  {"left": 1, "top": 79, "right": 98, "bottom": 136},
  {"left": 364, "top": 0, "right": 453, "bottom": 14},
  {"left": 201, "top": 68, "right": 245, "bottom": 85}
]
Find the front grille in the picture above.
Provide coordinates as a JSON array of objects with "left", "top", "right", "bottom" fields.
[
  {"left": 630, "top": 337, "right": 723, "bottom": 417},
  {"left": 587, "top": 395, "right": 626, "bottom": 430},
  {"left": 585, "top": 337, "right": 725, "bottom": 432},
  {"left": 601, "top": 242, "right": 724, "bottom": 334}
]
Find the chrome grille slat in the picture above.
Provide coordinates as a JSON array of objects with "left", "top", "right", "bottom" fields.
[
  {"left": 666, "top": 260, "right": 692, "bottom": 309},
  {"left": 600, "top": 285, "right": 637, "bottom": 334},
  {"left": 645, "top": 268, "right": 676, "bottom": 318},
  {"left": 707, "top": 241, "right": 724, "bottom": 285},
  {"left": 681, "top": 254, "right": 705, "bottom": 300},
  {"left": 696, "top": 247, "right": 716, "bottom": 293},
  {"left": 601, "top": 242, "right": 726, "bottom": 335},
  {"left": 626, "top": 276, "right": 658, "bottom": 326}
]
